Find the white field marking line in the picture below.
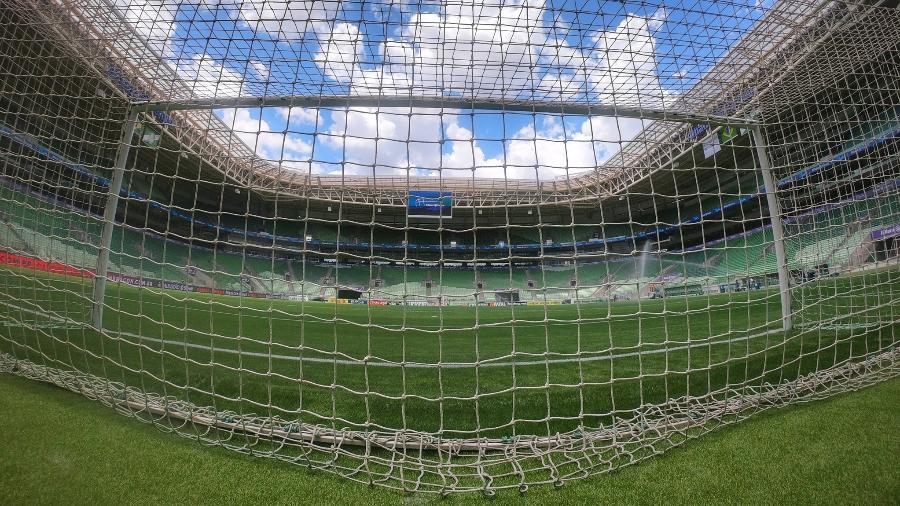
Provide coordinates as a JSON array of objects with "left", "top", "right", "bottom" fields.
[
  {"left": 793, "top": 321, "right": 880, "bottom": 331},
  {"left": 0, "top": 319, "right": 81, "bottom": 330},
  {"left": 0, "top": 299, "right": 880, "bottom": 369}
]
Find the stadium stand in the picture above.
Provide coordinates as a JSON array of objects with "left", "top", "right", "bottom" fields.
[{"left": 2, "top": 171, "right": 899, "bottom": 301}]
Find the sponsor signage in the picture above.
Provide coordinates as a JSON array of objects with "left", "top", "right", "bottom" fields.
[
  {"left": 108, "top": 273, "right": 158, "bottom": 287},
  {"left": 871, "top": 224, "right": 900, "bottom": 240},
  {"left": 525, "top": 300, "right": 562, "bottom": 306},
  {"left": 407, "top": 191, "right": 452, "bottom": 219}
]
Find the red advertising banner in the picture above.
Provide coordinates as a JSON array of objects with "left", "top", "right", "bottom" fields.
[
  {"left": 0, "top": 250, "right": 94, "bottom": 278},
  {"left": 0, "top": 250, "right": 291, "bottom": 301}
]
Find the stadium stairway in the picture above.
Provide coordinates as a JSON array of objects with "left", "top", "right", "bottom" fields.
[
  {"left": 189, "top": 269, "right": 216, "bottom": 289},
  {"left": 285, "top": 260, "right": 298, "bottom": 295}
]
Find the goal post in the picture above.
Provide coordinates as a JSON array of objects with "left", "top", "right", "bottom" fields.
[
  {"left": 91, "top": 107, "right": 139, "bottom": 330},
  {"left": 752, "top": 125, "right": 793, "bottom": 332}
]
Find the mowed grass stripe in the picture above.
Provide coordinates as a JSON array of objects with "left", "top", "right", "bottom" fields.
[
  {"left": 0, "top": 266, "right": 897, "bottom": 437},
  {"left": 0, "top": 297, "right": 791, "bottom": 368}
]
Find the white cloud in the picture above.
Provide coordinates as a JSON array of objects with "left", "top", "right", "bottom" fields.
[
  {"left": 442, "top": 120, "right": 502, "bottom": 176},
  {"left": 368, "top": 0, "right": 547, "bottom": 99},
  {"left": 538, "top": 11, "right": 670, "bottom": 107},
  {"left": 301, "top": 2, "right": 666, "bottom": 179},
  {"left": 310, "top": 1, "right": 550, "bottom": 97},
  {"left": 175, "top": 55, "right": 316, "bottom": 168},
  {"left": 313, "top": 1, "right": 669, "bottom": 109},
  {"left": 471, "top": 115, "right": 646, "bottom": 180},
  {"left": 587, "top": 13, "right": 669, "bottom": 107},
  {"left": 318, "top": 106, "right": 447, "bottom": 176},
  {"left": 249, "top": 60, "right": 270, "bottom": 80},
  {"left": 176, "top": 53, "right": 248, "bottom": 97},
  {"left": 409, "top": 1, "right": 543, "bottom": 96},
  {"left": 113, "top": 0, "right": 180, "bottom": 57},
  {"left": 275, "top": 107, "right": 321, "bottom": 127},
  {"left": 648, "top": 7, "right": 668, "bottom": 31},
  {"left": 238, "top": 0, "right": 340, "bottom": 39},
  {"left": 314, "top": 21, "right": 365, "bottom": 84},
  {"left": 219, "top": 107, "right": 313, "bottom": 163},
  {"left": 162, "top": 1, "right": 668, "bottom": 180},
  {"left": 302, "top": 105, "right": 635, "bottom": 180}
]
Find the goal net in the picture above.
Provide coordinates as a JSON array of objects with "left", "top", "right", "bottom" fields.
[{"left": 0, "top": 0, "right": 898, "bottom": 495}]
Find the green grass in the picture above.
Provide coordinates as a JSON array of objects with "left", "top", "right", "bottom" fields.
[
  {"left": 0, "top": 372, "right": 897, "bottom": 504},
  {"left": 1, "top": 266, "right": 896, "bottom": 436},
  {"left": 0, "top": 265, "right": 898, "bottom": 492}
]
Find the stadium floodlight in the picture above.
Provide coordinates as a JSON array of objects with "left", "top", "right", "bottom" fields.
[{"left": 1, "top": 0, "right": 899, "bottom": 496}]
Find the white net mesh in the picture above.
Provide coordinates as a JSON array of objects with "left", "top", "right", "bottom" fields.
[{"left": 1, "top": 0, "right": 899, "bottom": 495}]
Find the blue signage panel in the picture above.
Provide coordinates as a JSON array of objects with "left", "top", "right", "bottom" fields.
[{"left": 408, "top": 191, "right": 452, "bottom": 218}]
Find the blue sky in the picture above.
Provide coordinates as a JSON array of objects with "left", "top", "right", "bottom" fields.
[{"left": 114, "top": 0, "right": 774, "bottom": 179}]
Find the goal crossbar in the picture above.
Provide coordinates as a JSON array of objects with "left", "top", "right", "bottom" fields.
[{"left": 133, "top": 95, "right": 759, "bottom": 128}]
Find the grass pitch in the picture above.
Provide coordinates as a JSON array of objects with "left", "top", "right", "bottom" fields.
[
  {"left": 0, "top": 372, "right": 897, "bottom": 504},
  {"left": 1, "top": 265, "right": 896, "bottom": 442}
]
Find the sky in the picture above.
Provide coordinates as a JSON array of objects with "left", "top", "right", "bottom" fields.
[{"left": 112, "top": 0, "right": 774, "bottom": 180}]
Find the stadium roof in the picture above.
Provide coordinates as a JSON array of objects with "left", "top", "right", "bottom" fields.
[{"left": 19, "top": 0, "right": 900, "bottom": 206}]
